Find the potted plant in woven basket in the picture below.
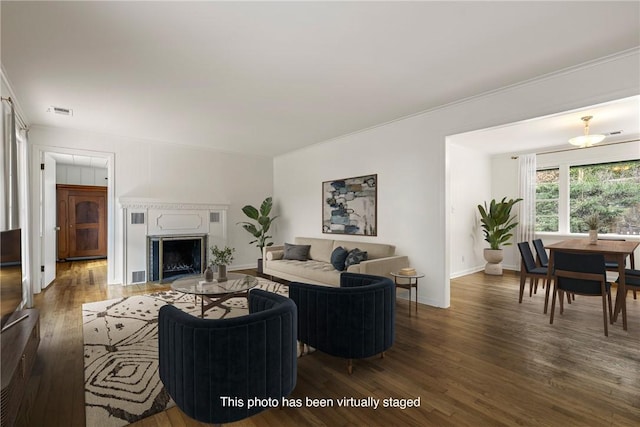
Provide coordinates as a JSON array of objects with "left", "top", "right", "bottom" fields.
[{"left": 477, "top": 197, "right": 522, "bottom": 275}]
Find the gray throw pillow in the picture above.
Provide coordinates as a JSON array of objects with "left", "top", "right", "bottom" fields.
[
  {"left": 283, "top": 243, "right": 311, "bottom": 261},
  {"left": 344, "top": 248, "right": 368, "bottom": 268}
]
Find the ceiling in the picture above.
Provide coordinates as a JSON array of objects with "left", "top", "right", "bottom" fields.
[
  {"left": 47, "top": 152, "right": 108, "bottom": 168},
  {"left": 2, "top": 1, "right": 639, "bottom": 158},
  {"left": 450, "top": 95, "right": 640, "bottom": 155}
]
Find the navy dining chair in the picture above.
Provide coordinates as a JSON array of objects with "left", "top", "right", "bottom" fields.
[
  {"left": 550, "top": 251, "right": 612, "bottom": 336},
  {"left": 517, "top": 242, "right": 549, "bottom": 303},
  {"left": 532, "top": 238, "right": 549, "bottom": 269}
]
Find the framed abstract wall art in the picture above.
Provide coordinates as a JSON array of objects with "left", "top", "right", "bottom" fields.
[{"left": 322, "top": 174, "right": 377, "bottom": 235}]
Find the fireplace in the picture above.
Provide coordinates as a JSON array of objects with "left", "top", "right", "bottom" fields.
[{"left": 148, "top": 235, "right": 207, "bottom": 282}]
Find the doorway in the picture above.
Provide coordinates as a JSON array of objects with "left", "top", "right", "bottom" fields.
[{"left": 32, "top": 146, "right": 116, "bottom": 292}]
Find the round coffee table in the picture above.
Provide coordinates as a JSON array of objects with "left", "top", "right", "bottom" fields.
[{"left": 171, "top": 272, "right": 259, "bottom": 318}]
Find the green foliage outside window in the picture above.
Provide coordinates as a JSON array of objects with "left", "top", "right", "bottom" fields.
[
  {"left": 569, "top": 160, "right": 640, "bottom": 233},
  {"left": 535, "top": 160, "right": 640, "bottom": 235},
  {"left": 535, "top": 169, "right": 559, "bottom": 232}
]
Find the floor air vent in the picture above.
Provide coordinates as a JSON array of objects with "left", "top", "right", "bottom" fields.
[{"left": 132, "top": 271, "right": 146, "bottom": 283}]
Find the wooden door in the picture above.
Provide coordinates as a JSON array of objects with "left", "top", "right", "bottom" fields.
[
  {"left": 57, "top": 185, "right": 107, "bottom": 259},
  {"left": 57, "top": 195, "right": 69, "bottom": 259}
]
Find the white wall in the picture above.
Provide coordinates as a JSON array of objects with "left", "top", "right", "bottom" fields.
[
  {"left": 489, "top": 154, "right": 521, "bottom": 270},
  {"left": 28, "top": 126, "right": 274, "bottom": 285},
  {"left": 448, "top": 143, "right": 491, "bottom": 277},
  {"left": 273, "top": 50, "right": 640, "bottom": 308}
]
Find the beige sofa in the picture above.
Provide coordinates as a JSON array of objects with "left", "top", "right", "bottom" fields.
[{"left": 263, "top": 237, "right": 409, "bottom": 287}]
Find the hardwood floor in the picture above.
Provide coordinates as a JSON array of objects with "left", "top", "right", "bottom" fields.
[{"left": 23, "top": 261, "right": 640, "bottom": 426}]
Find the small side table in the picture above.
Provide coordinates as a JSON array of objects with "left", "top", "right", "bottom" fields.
[{"left": 390, "top": 272, "right": 424, "bottom": 316}]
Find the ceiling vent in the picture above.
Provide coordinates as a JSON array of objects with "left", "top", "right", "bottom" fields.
[
  {"left": 47, "top": 106, "right": 73, "bottom": 116},
  {"left": 606, "top": 130, "right": 623, "bottom": 136}
]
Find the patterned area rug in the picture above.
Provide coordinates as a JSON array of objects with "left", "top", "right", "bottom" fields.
[{"left": 82, "top": 279, "right": 288, "bottom": 427}]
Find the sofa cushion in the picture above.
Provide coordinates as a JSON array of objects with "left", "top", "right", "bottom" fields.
[
  {"left": 295, "top": 237, "right": 335, "bottom": 263},
  {"left": 284, "top": 243, "right": 311, "bottom": 261},
  {"left": 345, "top": 248, "right": 368, "bottom": 268},
  {"left": 266, "top": 250, "right": 284, "bottom": 261},
  {"left": 267, "top": 259, "right": 342, "bottom": 286},
  {"left": 330, "top": 246, "right": 349, "bottom": 271},
  {"left": 335, "top": 240, "right": 395, "bottom": 260}
]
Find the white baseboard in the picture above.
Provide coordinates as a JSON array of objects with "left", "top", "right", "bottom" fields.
[{"left": 450, "top": 264, "right": 518, "bottom": 279}]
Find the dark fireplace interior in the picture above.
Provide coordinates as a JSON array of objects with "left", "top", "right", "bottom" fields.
[{"left": 148, "top": 235, "right": 206, "bottom": 282}]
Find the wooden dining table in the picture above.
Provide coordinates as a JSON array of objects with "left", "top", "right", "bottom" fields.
[{"left": 544, "top": 238, "right": 639, "bottom": 331}]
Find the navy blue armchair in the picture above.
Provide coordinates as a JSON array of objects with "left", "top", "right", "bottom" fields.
[
  {"left": 158, "top": 289, "right": 297, "bottom": 424},
  {"left": 288, "top": 272, "right": 395, "bottom": 374}
]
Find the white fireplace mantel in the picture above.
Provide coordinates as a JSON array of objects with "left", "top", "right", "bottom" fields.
[
  {"left": 119, "top": 197, "right": 229, "bottom": 211},
  {"left": 120, "top": 197, "right": 229, "bottom": 284}
]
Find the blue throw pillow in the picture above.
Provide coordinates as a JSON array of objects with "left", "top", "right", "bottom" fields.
[
  {"left": 344, "top": 248, "right": 368, "bottom": 269},
  {"left": 330, "top": 246, "right": 349, "bottom": 271}
]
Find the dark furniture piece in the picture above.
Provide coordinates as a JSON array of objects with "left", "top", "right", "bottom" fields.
[
  {"left": 545, "top": 239, "right": 639, "bottom": 329},
  {"left": 158, "top": 289, "right": 297, "bottom": 425},
  {"left": 598, "top": 238, "right": 637, "bottom": 300},
  {"left": 615, "top": 269, "right": 640, "bottom": 321},
  {"left": 289, "top": 272, "right": 395, "bottom": 374},
  {"left": 550, "top": 251, "right": 612, "bottom": 336},
  {"left": 1, "top": 309, "right": 40, "bottom": 427},
  {"left": 517, "top": 242, "right": 549, "bottom": 303},
  {"left": 56, "top": 184, "right": 107, "bottom": 260},
  {"left": 532, "top": 238, "right": 549, "bottom": 268}
]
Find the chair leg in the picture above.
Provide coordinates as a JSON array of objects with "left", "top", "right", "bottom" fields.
[
  {"left": 347, "top": 359, "right": 353, "bottom": 375},
  {"left": 380, "top": 352, "right": 385, "bottom": 359},
  {"left": 519, "top": 273, "right": 526, "bottom": 303},
  {"left": 601, "top": 291, "right": 609, "bottom": 337},
  {"left": 613, "top": 288, "right": 628, "bottom": 321},
  {"left": 550, "top": 287, "right": 558, "bottom": 324},
  {"left": 299, "top": 341, "right": 305, "bottom": 356},
  {"left": 634, "top": 289, "right": 637, "bottom": 300},
  {"left": 529, "top": 278, "right": 534, "bottom": 297},
  {"left": 559, "top": 290, "right": 564, "bottom": 314},
  {"left": 606, "top": 288, "right": 613, "bottom": 324},
  {"left": 544, "top": 277, "right": 552, "bottom": 314}
]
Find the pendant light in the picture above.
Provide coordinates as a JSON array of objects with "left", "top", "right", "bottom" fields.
[{"left": 568, "top": 115, "right": 605, "bottom": 147}]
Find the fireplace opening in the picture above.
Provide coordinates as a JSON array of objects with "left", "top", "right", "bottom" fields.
[{"left": 148, "top": 235, "right": 207, "bottom": 282}]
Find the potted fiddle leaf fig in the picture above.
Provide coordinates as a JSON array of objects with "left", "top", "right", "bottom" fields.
[
  {"left": 477, "top": 197, "right": 522, "bottom": 275},
  {"left": 237, "top": 196, "right": 278, "bottom": 273}
]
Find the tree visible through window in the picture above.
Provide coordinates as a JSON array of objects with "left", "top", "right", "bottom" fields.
[
  {"left": 536, "top": 168, "right": 559, "bottom": 232},
  {"left": 569, "top": 160, "right": 640, "bottom": 233}
]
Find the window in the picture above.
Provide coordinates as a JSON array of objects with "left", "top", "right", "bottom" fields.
[
  {"left": 569, "top": 160, "right": 640, "bottom": 234},
  {"left": 535, "top": 168, "right": 559, "bottom": 232},
  {"left": 535, "top": 159, "right": 640, "bottom": 235}
]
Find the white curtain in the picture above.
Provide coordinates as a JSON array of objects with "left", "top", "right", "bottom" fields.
[
  {"left": 17, "top": 128, "right": 32, "bottom": 307},
  {"left": 516, "top": 153, "right": 537, "bottom": 244}
]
